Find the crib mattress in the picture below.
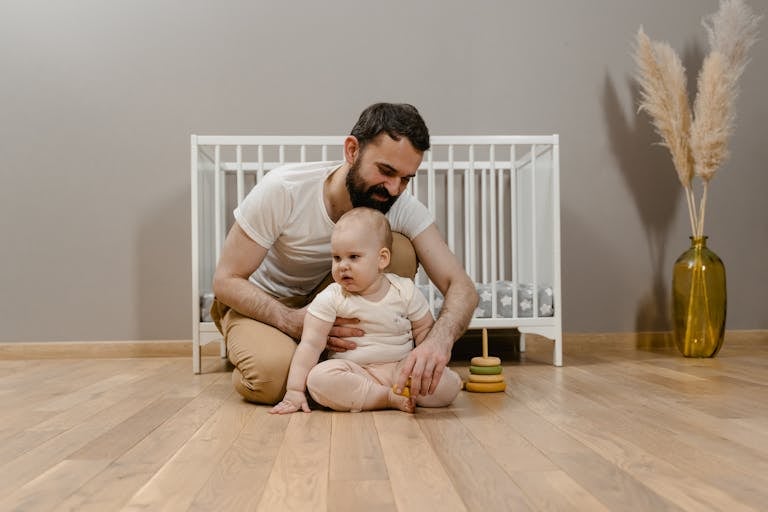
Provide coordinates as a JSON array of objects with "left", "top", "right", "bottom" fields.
[{"left": 200, "top": 281, "right": 553, "bottom": 322}]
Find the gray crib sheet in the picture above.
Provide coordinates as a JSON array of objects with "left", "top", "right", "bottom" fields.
[{"left": 418, "top": 281, "right": 554, "bottom": 319}]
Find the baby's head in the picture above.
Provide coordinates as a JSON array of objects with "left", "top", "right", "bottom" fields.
[{"left": 331, "top": 208, "right": 393, "bottom": 293}]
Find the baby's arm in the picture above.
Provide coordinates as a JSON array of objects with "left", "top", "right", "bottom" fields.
[
  {"left": 411, "top": 311, "right": 435, "bottom": 346},
  {"left": 270, "top": 313, "right": 333, "bottom": 414}
]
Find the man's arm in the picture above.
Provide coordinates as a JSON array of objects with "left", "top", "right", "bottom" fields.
[
  {"left": 395, "top": 224, "right": 478, "bottom": 397},
  {"left": 212, "top": 223, "right": 306, "bottom": 338}
]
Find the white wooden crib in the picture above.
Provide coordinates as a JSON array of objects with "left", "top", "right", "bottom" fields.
[{"left": 191, "top": 135, "right": 562, "bottom": 373}]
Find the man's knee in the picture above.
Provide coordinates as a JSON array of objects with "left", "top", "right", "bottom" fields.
[
  {"left": 387, "top": 232, "right": 417, "bottom": 279},
  {"left": 221, "top": 311, "right": 297, "bottom": 405},
  {"left": 231, "top": 366, "right": 287, "bottom": 405}
]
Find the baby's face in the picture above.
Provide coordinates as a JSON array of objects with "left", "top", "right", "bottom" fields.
[{"left": 330, "top": 223, "right": 384, "bottom": 294}]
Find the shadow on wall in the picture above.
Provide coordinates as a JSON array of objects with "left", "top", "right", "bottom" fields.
[
  {"left": 602, "top": 62, "right": 699, "bottom": 347},
  {"left": 135, "top": 187, "right": 190, "bottom": 340}
]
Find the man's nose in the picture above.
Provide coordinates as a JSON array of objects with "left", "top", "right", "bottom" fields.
[{"left": 384, "top": 175, "right": 401, "bottom": 196}]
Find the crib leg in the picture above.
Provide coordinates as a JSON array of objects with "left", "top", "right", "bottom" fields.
[
  {"left": 519, "top": 332, "right": 526, "bottom": 353},
  {"left": 193, "top": 336, "right": 201, "bottom": 374},
  {"left": 553, "top": 335, "right": 563, "bottom": 367}
]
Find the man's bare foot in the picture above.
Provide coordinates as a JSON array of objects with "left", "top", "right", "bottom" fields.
[{"left": 388, "top": 389, "right": 415, "bottom": 413}]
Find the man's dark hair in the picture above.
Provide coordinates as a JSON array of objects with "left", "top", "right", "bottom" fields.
[{"left": 350, "top": 103, "right": 430, "bottom": 152}]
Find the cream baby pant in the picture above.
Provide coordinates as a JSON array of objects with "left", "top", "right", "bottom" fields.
[{"left": 306, "top": 359, "right": 463, "bottom": 412}]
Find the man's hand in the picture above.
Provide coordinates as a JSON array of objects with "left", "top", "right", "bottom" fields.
[
  {"left": 394, "top": 337, "right": 452, "bottom": 397},
  {"left": 326, "top": 317, "right": 363, "bottom": 352},
  {"left": 269, "top": 389, "right": 310, "bottom": 414}
]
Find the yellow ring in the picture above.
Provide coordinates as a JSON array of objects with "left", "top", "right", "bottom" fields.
[
  {"left": 465, "top": 381, "right": 507, "bottom": 393},
  {"left": 468, "top": 373, "right": 505, "bottom": 383}
]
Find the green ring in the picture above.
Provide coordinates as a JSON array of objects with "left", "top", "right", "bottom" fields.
[{"left": 469, "top": 365, "right": 502, "bottom": 375}]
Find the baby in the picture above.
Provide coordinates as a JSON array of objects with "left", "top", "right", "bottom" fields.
[{"left": 270, "top": 207, "right": 462, "bottom": 414}]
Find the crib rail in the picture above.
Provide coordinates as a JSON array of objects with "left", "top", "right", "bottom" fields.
[{"left": 191, "top": 135, "right": 562, "bottom": 373}]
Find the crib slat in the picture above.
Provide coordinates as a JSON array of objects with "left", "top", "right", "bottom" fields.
[
  {"left": 236, "top": 145, "right": 245, "bottom": 205},
  {"left": 530, "top": 144, "right": 539, "bottom": 318},
  {"left": 481, "top": 167, "right": 488, "bottom": 284},
  {"left": 467, "top": 145, "right": 476, "bottom": 281},
  {"left": 257, "top": 146, "right": 264, "bottom": 182},
  {"left": 497, "top": 159, "right": 505, "bottom": 282},
  {"left": 510, "top": 144, "right": 518, "bottom": 317},
  {"left": 447, "top": 145, "right": 455, "bottom": 254},
  {"left": 489, "top": 146, "right": 498, "bottom": 318},
  {"left": 463, "top": 154, "right": 470, "bottom": 280},
  {"left": 427, "top": 148, "right": 435, "bottom": 217}
]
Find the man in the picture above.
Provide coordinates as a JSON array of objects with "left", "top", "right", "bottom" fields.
[{"left": 211, "top": 102, "right": 478, "bottom": 405}]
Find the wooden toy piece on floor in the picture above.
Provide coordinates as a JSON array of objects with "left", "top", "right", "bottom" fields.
[
  {"left": 468, "top": 373, "right": 504, "bottom": 383},
  {"left": 465, "top": 329, "right": 506, "bottom": 393},
  {"left": 469, "top": 365, "right": 502, "bottom": 375},
  {"left": 392, "top": 377, "right": 411, "bottom": 397},
  {"left": 466, "top": 381, "right": 506, "bottom": 393}
]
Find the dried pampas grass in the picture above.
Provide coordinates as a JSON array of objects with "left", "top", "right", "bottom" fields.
[
  {"left": 635, "top": 29, "right": 694, "bottom": 188},
  {"left": 691, "top": 52, "right": 732, "bottom": 183},
  {"left": 635, "top": 28, "right": 696, "bottom": 233},
  {"left": 633, "top": 0, "right": 761, "bottom": 238}
]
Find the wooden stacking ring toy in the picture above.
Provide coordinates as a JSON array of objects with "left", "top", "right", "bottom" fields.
[{"left": 464, "top": 329, "right": 506, "bottom": 393}]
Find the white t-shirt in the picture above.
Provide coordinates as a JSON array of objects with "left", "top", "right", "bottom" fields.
[
  {"left": 234, "top": 161, "right": 433, "bottom": 298},
  {"left": 308, "top": 273, "right": 431, "bottom": 364}
]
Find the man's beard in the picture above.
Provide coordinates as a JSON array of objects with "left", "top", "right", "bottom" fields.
[{"left": 345, "top": 158, "right": 399, "bottom": 214}]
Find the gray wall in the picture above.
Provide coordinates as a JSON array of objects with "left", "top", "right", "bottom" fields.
[{"left": 1, "top": 0, "right": 766, "bottom": 341}]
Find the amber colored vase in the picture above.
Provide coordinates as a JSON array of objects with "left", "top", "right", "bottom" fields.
[{"left": 671, "top": 236, "right": 727, "bottom": 357}]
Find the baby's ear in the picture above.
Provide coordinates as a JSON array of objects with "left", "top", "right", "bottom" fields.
[{"left": 379, "top": 247, "right": 391, "bottom": 271}]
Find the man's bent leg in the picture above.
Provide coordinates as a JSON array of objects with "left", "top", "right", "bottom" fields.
[
  {"left": 386, "top": 232, "right": 417, "bottom": 279},
  {"left": 212, "top": 301, "right": 297, "bottom": 405}
]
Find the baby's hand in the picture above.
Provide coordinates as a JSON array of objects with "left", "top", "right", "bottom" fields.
[{"left": 269, "top": 390, "right": 310, "bottom": 414}]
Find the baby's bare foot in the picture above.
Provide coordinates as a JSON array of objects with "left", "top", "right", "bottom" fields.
[{"left": 388, "top": 389, "right": 415, "bottom": 413}]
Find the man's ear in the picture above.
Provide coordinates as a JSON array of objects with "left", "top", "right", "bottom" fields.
[
  {"left": 343, "top": 135, "right": 359, "bottom": 165},
  {"left": 379, "top": 247, "right": 391, "bottom": 271}
]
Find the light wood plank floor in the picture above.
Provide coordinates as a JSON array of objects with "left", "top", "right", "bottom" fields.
[{"left": 0, "top": 332, "right": 766, "bottom": 511}]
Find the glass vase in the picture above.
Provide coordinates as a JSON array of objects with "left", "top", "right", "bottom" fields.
[{"left": 671, "top": 236, "right": 727, "bottom": 357}]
